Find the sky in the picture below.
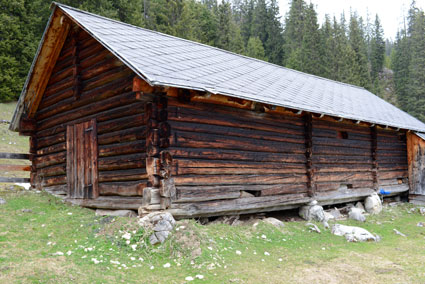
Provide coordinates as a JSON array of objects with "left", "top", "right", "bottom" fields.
[{"left": 278, "top": 0, "right": 425, "bottom": 40}]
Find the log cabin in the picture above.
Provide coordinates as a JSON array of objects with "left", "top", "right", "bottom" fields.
[{"left": 10, "top": 3, "right": 425, "bottom": 218}]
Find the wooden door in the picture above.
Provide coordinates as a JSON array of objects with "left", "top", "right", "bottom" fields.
[{"left": 66, "top": 119, "right": 99, "bottom": 199}]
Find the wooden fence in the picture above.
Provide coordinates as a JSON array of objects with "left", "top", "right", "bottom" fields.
[{"left": 0, "top": 152, "right": 30, "bottom": 183}]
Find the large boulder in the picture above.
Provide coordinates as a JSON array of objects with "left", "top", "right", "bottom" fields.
[
  {"left": 331, "top": 224, "right": 379, "bottom": 242},
  {"left": 299, "top": 200, "right": 325, "bottom": 222},
  {"left": 138, "top": 212, "right": 176, "bottom": 245},
  {"left": 364, "top": 193, "right": 382, "bottom": 214},
  {"left": 348, "top": 207, "right": 366, "bottom": 222}
]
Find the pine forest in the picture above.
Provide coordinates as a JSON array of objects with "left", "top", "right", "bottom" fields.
[{"left": 1, "top": 0, "right": 425, "bottom": 121}]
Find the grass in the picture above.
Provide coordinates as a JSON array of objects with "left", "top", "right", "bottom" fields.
[
  {"left": 0, "top": 188, "right": 424, "bottom": 283},
  {"left": 1, "top": 102, "right": 425, "bottom": 283}
]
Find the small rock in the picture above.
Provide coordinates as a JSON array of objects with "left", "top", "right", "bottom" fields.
[
  {"left": 0, "top": 198, "right": 6, "bottom": 205},
  {"left": 52, "top": 251, "right": 64, "bottom": 256},
  {"left": 299, "top": 201, "right": 325, "bottom": 222},
  {"left": 95, "top": 209, "right": 137, "bottom": 217},
  {"left": 240, "top": 191, "right": 255, "bottom": 198},
  {"left": 417, "top": 222, "right": 424, "bottom": 227},
  {"left": 419, "top": 207, "right": 425, "bottom": 215},
  {"left": 138, "top": 212, "right": 176, "bottom": 245},
  {"left": 154, "top": 230, "right": 171, "bottom": 244},
  {"left": 355, "top": 202, "right": 365, "bottom": 212},
  {"left": 306, "top": 222, "right": 321, "bottom": 234},
  {"left": 21, "top": 209, "right": 32, "bottom": 213},
  {"left": 331, "top": 224, "right": 379, "bottom": 242},
  {"left": 263, "top": 217, "right": 285, "bottom": 228},
  {"left": 393, "top": 229, "right": 407, "bottom": 237},
  {"left": 154, "top": 220, "right": 173, "bottom": 232},
  {"left": 328, "top": 208, "right": 343, "bottom": 219},
  {"left": 348, "top": 207, "right": 366, "bottom": 222},
  {"left": 324, "top": 211, "right": 335, "bottom": 221},
  {"left": 364, "top": 193, "right": 382, "bottom": 214}
]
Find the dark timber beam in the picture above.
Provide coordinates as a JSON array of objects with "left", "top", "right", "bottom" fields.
[{"left": 304, "top": 113, "right": 315, "bottom": 197}]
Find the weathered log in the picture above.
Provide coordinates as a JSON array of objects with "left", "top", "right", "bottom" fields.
[
  {"left": 97, "top": 114, "right": 145, "bottom": 135},
  {"left": 169, "top": 120, "right": 305, "bottom": 144},
  {"left": 173, "top": 174, "right": 307, "bottom": 185},
  {"left": 97, "top": 126, "right": 146, "bottom": 145},
  {"left": 37, "top": 77, "right": 133, "bottom": 124},
  {"left": 312, "top": 145, "right": 371, "bottom": 156},
  {"left": 98, "top": 168, "right": 147, "bottom": 182},
  {"left": 175, "top": 186, "right": 242, "bottom": 202},
  {"left": 168, "top": 147, "right": 306, "bottom": 163},
  {"left": 41, "top": 175, "right": 66, "bottom": 186},
  {"left": 312, "top": 136, "right": 372, "bottom": 149},
  {"left": 66, "top": 196, "right": 143, "bottom": 210},
  {"left": 35, "top": 152, "right": 66, "bottom": 169},
  {"left": 315, "top": 181, "right": 374, "bottom": 192},
  {"left": 159, "top": 178, "right": 176, "bottom": 199},
  {"left": 38, "top": 101, "right": 145, "bottom": 138},
  {"left": 378, "top": 170, "right": 408, "bottom": 180},
  {"left": 37, "top": 142, "right": 66, "bottom": 156},
  {"left": 37, "top": 132, "right": 66, "bottom": 149},
  {"left": 142, "top": 187, "right": 160, "bottom": 206},
  {"left": 38, "top": 163, "right": 66, "bottom": 177},
  {"left": 99, "top": 181, "right": 146, "bottom": 196},
  {"left": 315, "top": 172, "right": 373, "bottom": 183},
  {"left": 168, "top": 194, "right": 309, "bottom": 218},
  {"left": 172, "top": 130, "right": 305, "bottom": 154},
  {"left": 98, "top": 153, "right": 146, "bottom": 171}
]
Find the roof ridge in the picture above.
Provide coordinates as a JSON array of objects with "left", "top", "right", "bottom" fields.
[{"left": 53, "top": 2, "right": 366, "bottom": 91}]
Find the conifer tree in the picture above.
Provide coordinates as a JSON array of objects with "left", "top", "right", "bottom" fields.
[
  {"left": 370, "top": 14, "right": 385, "bottom": 80},
  {"left": 246, "top": 36, "right": 266, "bottom": 60},
  {"left": 348, "top": 13, "right": 371, "bottom": 89}
]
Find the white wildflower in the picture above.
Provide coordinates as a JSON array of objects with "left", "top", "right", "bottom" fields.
[
  {"left": 163, "top": 263, "right": 171, "bottom": 268},
  {"left": 67, "top": 212, "right": 73, "bottom": 215},
  {"left": 130, "top": 257, "right": 136, "bottom": 261},
  {"left": 195, "top": 275, "right": 204, "bottom": 279},
  {"left": 207, "top": 246, "right": 213, "bottom": 251},
  {"left": 126, "top": 240, "right": 130, "bottom": 245},
  {"left": 185, "top": 276, "right": 194, "bottom": 281},
  {"left": 66, "top": 251, "right": 72, "bottom": 256},
  {"left": 131, "top": 244, "right": 137, "bottom": 251},
  {"left": 235, "top": 250, "right": 242, "bottom": 255},
  {"left": 110, "top": 260, "right": 120, "bottom": 265},
  {"left": 264, "top": 252, "right": 270, "bottom": 256},
  {"left": 91, "top": 258, "right": 100, "bottom": 264},
  {"left": 278, "top": 258, "right": 283, "bottom": 262},
  {"left": 261, "top": 234, "right": 267, "bottom": 239},
  {"left": 53, "top": 251, "right": 63, "bottom": 256},
  {"left": 122, "top": 232, "right": 131, "bottom": 240},
  {"left": 150, "top": 266, "right": 154, "bottom": 270}
]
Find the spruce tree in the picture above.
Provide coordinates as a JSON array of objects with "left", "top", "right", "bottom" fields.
[
  {"left": 246, "top": 36, "right": 266, "bottom": 60},
  {"left": 348, "top": 13, "right": 372, "bottom": 89},
  {"left": 370, "top": 15, "right": 385, "bottom": 80}
]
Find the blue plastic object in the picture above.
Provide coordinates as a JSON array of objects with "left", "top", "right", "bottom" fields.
[{"left": 379, "top": 188, "right": 391, "bottom": 195}]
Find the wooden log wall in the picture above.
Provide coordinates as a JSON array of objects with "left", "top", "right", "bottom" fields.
[
  {"left": 377, "top": 128, "right": 408, "bottom": 187},
  {"left": 312, "top": 118, "right": 375, "bottom": 194},
  {"left": 31, "top": 27, "right": 148, "bottom": 197},
  {"left": 166, "top": 96, "right": 309, "bottom": 205}
]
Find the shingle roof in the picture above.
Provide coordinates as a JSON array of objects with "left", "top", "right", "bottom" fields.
[{"left": 13, "top": 3, "right": 425, "bottom": 132}]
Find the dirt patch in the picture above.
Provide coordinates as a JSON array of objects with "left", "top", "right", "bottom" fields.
[
  {"left": 288, "top": 251, "right": 409, "bottom": 284},
  {"left": 170, "top": 220, "right": 204, "bottom": 259}
]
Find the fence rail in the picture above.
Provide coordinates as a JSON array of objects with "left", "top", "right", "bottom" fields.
[{"left": 0, "top": 152, "right": 30, "bottom": 183}]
